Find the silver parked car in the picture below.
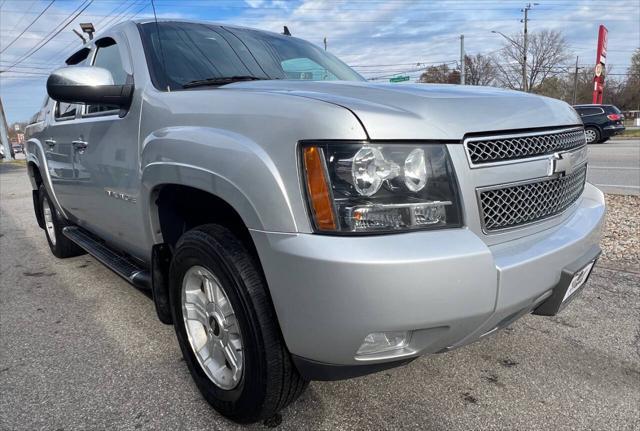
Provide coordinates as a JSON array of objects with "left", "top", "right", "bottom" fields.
[{"left": 25, "top": 20, "right": 605, "bottom": 423}]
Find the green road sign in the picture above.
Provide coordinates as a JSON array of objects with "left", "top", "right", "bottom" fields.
[{"left": 389, "top": 76, "right": 410, "bottom": 83}]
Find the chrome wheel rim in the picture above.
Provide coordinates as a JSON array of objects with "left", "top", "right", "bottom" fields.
[
  {"left": 181, "top": 266, "right": 243, "bottom": 390},
  {"left": 42, "top": 199, "right": 56, "bottom": 246},
  {"left": 585, "top": 129, "right": 597, "bottom": 143}
]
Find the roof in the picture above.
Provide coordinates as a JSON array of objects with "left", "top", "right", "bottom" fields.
[
  {"left": 130, "top": 18, "right": 282, "bottom": 37},
  {"left": 573, "top": 104, "right": 613, "bottom": 107}
]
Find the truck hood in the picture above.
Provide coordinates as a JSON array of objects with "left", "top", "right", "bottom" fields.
[{"left": 226, "top": 81, "right": 582, "bottom": 140}]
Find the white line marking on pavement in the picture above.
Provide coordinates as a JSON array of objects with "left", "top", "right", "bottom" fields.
[
  {"left": 594, "top": 184, "right": 640, "bottom": 189},
  {"left": 589, "top": 166, "right": 640, "bottom": 170}
]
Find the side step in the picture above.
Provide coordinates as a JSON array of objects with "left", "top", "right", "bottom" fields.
[{"left": 62, "top": 226, "right": 151, "bottom": 290}]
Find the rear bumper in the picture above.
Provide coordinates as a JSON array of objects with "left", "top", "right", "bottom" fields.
[
  {"left": 602, "top": 124, "right": 625, "bottom": 138},
  {"left": 250, "top": 183, "right": 605, "bottom": 379}
]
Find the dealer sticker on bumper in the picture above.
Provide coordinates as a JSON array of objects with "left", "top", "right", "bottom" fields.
[{"left": 563, "top": 260, "right": 596, "bottom": 302}]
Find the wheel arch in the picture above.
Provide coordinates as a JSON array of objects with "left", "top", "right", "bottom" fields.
[{"left": 141, "top": 169, "right": 269, "bottom": 325}]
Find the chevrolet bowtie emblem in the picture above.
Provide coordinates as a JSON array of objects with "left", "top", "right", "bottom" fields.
[{"left": 549, "top": 151, "right": 574, "bottom": 176}]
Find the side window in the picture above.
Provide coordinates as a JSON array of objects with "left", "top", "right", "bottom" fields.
[
  {"left": 52, "top": 48, "right": 91, "bottom": 121},
  {"left": 55, "top": 102, "right": 76, "bottom": 120},
  {"left": 86, "top": 38, "right": 127, "bottom": 114},
  {"left": 579, "top": 107, "right": 600, "bottom": 116}
]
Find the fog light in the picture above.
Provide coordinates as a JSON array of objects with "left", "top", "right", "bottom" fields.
[{"left": 356, "top": 331, "right": 409, "bottom": 356}]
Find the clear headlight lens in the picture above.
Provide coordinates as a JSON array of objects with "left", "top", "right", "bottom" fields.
[
  {"left": 302, "top": 142, "right": 462, "bottom": 233},
  {"left": 404, "top": 148, "right": 428, "bottom": 192},
  {"left": 351, "top": 147, "right": 385, "bottom": 196}
]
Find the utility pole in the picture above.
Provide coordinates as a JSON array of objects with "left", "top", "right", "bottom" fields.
[
  {"left": 572, "top": 56, "right": 579, "bottom": 104},
  {"left": 459, "top": 34, "right": 465, "bottom": 85},
  {"left": 0, "top": 98, "right": 13, "bottom": 161},
  {"left": 521, "top": 3, "right": 537, "bottom": 92}
]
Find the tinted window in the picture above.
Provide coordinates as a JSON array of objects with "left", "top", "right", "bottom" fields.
[
  {"left": 93, "top": 42, "right": 127, "bottom": 84},
  {"left": 87, "top": 39, "right": 127, "bottom": 114},
  {"left": 53, "top": 49, "right": 91, "bottom": 120},
  {"left": 281, "top": 57, "right": 338, "bottom": 80},
  {"left": 576, "top": 107, "right": 602, "bottom": 116},
  {"left": 138, "top": 22, "right": 364, "bottom": 90},
  {"left": 604, "top": 105, "right": 621, "bottom": 114},
  {"left": 55, "top": 102, "right": 76, "bottom": 120}
]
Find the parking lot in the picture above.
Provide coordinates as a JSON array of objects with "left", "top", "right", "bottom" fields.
[{"left": 1, "top": 155, "right": 638, "bottom": 431}]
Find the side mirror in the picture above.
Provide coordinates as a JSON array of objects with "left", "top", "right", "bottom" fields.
[{"left": 46, "top": 66, "right": 133, "bottom": 109}]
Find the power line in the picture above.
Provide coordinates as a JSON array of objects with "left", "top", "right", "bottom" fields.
[
  {"left": 43, "top": 0, "right": 145, "bottom": 63},
  {"left": 1, "top": 0, "right": 56, "bottom": 55},
  {"left": 1, "top": 0, "right": 94, "bottom": 73}
]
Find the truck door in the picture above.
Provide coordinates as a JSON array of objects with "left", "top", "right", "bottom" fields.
[
  {"left": 62, "top": 35, "right": 146, "bottom": 260},
  {"left": 43, "top": 101, "right": 80, "bottom": 213}
]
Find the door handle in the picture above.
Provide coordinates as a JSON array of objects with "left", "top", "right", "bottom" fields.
[
  {"left": 72, "top": 140, "right": 88, "bottom": 152},
  {"left": 44, "top": 139, "right": 56, "bottom": 148}
]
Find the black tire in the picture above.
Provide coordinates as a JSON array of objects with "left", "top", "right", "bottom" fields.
[
  {"left": 169, "top": 224, "right": 308, "bottom": 423},
  {"left": 38, "top": 185, "right": 85, "bottom": 258},
  {"left": 585, "top": 126, "right": 600, "bottom": 144}
]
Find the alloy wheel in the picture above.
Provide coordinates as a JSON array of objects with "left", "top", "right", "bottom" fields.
[
  {"left": 181, "top": 265, "right": 244, "bottom": 390},
  {"left": 42, "top": 199, "right": 56, "bottom": 246}
]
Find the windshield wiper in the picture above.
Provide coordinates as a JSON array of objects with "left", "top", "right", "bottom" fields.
[{"left": 182, "top": 75, "right": 266, "bottom": 89}]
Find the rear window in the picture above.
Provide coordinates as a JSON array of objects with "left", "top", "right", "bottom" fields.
[{"left": 604, "top": 105, "right": 622, "bottom": 114}]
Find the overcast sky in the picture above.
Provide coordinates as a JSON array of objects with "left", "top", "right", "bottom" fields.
[{"left": 1, "top": 0, "right": 638, "bottom": 124}]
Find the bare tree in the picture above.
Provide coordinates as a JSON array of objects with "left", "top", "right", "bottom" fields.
[
  {"left": 464, "top": 54, "right": 496, "bottom": 86},
  {"left": 418, "top": 64, "right": 459, "bottom": 84},
  {"left": 493, "top": 29, "right": 571, "bottom": 91}
]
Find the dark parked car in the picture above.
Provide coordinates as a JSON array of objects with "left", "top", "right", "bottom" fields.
[{"left": 573, "top": 104, "right": 625, "bottom": 144}]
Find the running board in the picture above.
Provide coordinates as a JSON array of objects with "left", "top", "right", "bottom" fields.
[{"left": 62, "top": 226, "right": 151, "bottom": 290}]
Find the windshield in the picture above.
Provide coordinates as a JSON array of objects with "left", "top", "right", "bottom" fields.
[{"left": 138, "top": 21, "right": 364, "bottom": 90}]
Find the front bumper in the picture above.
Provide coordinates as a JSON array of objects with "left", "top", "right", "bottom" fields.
[{"left": 250, "top": 183, "right": 605, "bottom": 379}]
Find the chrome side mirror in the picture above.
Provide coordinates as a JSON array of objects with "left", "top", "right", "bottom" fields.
[{"left": 47, "top": 66, "right": 133, "bottom": 108}]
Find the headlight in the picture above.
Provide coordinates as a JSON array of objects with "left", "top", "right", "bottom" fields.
[{"left": 301, "top": 142, "right": 462, "bottom": 233}]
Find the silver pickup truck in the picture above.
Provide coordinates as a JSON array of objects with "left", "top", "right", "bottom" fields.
[{"left": 25, "top": 19, "right": 605, "bottom": 423}]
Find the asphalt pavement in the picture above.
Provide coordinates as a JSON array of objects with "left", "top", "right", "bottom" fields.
[
  {"left": 587, "top": 139, "right": 640, "bottom": 195},
  {"left": 1, "top": 162, "right": 639, "bottom": 431}
]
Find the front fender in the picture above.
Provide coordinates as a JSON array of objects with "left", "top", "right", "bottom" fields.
[{"left": 140, "top": 126, "right": 298, "bottom": 243}]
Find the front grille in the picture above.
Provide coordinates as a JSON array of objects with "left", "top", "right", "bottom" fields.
[
  {"left": 479, "top": 165, "right": 587, "bottom": 232},
  {"left": 466, "top": 128, "right": 586, "bottom": 165}
]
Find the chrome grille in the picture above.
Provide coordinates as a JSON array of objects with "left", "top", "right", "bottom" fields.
[
  {"left": 479, "top": 165, "right": 587, "bottom": 232},
  {"left": 466, "top": 128, "right": 586, "bottom": 165}
]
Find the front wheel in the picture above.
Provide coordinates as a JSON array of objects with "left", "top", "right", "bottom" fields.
[
  {"left": 585, "top": 127, "right": 600, "bottom": 144},
  {"left": 38, "top": 185, "right": 85, "bottom": 258},
  {"left": 169, "top": 224, "right": 308, "bottom": 423}
]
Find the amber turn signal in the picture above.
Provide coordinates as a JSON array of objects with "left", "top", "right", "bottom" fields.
[{"left": 302, "top": 146, "right": 337, "bottom": 231}]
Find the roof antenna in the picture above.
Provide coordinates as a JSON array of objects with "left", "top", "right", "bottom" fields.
[
  {"left": 283, "top": 26, "right": 291, "bottom": 36},
  {"left": 150, "top": 0, "right": 169, "bottom": 91}
]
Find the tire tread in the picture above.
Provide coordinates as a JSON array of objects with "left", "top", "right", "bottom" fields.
[{"left": 172, "top": 224, "right": 308, "bottom": 422}]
